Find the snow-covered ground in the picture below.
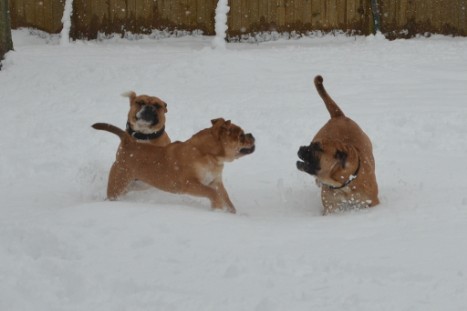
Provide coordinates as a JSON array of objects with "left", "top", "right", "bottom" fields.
[{"left": 1, "top": 29, "right": 467, "bottom": 310}]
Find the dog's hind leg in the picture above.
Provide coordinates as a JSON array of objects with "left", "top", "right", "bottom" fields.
[{"left": 106, "top": 163, "right": 132, "bottom": 200}]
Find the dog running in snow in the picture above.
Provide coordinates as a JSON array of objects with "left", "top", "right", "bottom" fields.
[
  {"left": 93, "top": 118, "right": 255, "bottom": 213},
  {"left": 297, "top": 75, "right": 379, "bottom": 215}
]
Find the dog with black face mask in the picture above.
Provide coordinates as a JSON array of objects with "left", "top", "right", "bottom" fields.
[
  {"left": 123, "top": 91, "right": 170, "bottom": 146},
  {"left": 297, "top": 76, "right": 379, "bottom": 215}
]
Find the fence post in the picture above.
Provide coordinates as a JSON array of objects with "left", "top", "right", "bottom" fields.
[
  {"left": 0, "top": 0, "right": 14, "bottom": 69},
  {"left": 370, "top": 0, "right": 381, "bottom": 34}
]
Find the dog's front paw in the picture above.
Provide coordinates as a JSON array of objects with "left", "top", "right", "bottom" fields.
[{"left": 212, "top": 206, "right": 236, "bottom": 214}]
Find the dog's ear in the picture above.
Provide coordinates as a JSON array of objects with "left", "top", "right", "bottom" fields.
[
  {"left": 334, "top": 150, "right": 348, "bottom": 168},
  {"left": 334, "top": 142, "right": 358, "bottom": 169},
  {"left": 122, "top": 91, "right": 136, "bottom": 104},
  {"left": 219, "top": 120, "right": 232, "bottom": 134},
  {"left": 211, "top": 118, "right": 226, "bottom": 126},
  {"left": 210, "top": 118, "right": 224, "bottom": 140}
]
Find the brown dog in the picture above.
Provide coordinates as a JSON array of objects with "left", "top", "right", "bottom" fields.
[
  {"left": 297, "top": 75, "right": 379, "bottom": 215},
  {"left": 93, "top": 118, "right": 255, "bottom": 213},
  {"left": 123, "top": 91, "right": 171, "bottom": 146}
]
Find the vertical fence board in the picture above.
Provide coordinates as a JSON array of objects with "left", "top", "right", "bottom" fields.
[
  {"left": 23, "top": 0, "right": 34, "bottom": 27},
  {"left": 114, "top": 0, "right": 126, "bottom": 23},
  {"left": 328, "top": 0, "right": 338, "bottom": 28},
  {"left": 322, "top": 0, "right": 329, "bottom": 28},
  {"left": 52, "top": 0, "right": 63, "bottom": 32},
  {"left": 36, "top": 1, "right": 46, "bottom": 30},
  {"left": 336, "top": 0, "right": 345, "bottom": 27},
  {"left": 184, "top": 0, "right": 195, "bottom": 28},
  {"left": 196, "top": 0, "right": 205, "bottom": 32},
  {"left": 251, "top": 0, "right": 260, "bottom": 30},
  {"left": 9, "top": 0, "right": 17, "bottom": 27},
  {"left": 228, "top": 0, "right": 239, "bottom": 33},
  {"left": 285, "top": 0, "right": 294, "bottom": 28},
  {"left": 303, "top": 0, "right": 312, "bottom": 26},
  {"left": 277, "top": 0, "right": 285, "bottom": 26},
  {"left": 268, "top": 0, "right": 277, "bottom": 29},
  {"left": 42, "top": 0, "right": 53, "bottom": 31},
  {"left": 243, "top": 0, "right": 249, "bottom": 31},
  {"left": 178, "top": 0, "right": 187, "bottom": 27},
  {"left": 310, "top": 0, "right": 320, "bottom": 27},
  {"left": 401, "top": 0, "right": 409, "bottom": 25},
  {"left": 294, "top": 0, "right": 304, "bottom": 28},
  {"left": 347, "top": 0, "right": 353, "bottom": 23},
  {"left": 134, "top": 0, "right": 144, "bottom": 30},
  {"left": 257, "top": 0, "right": 267, "bottom": 30},
  {"left": 461, "top": 0, "right": 467, "bottom": 34}
]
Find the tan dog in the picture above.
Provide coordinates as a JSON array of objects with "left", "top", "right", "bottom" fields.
[
  {"left": 123, "top": 91, "right": 170, "bottom": 146},
  {"left": 93, "top": 118, "right": 255, "bottom": 213},
  {"left": 297, "top": 75, "right": 379, "bottom": 215}
]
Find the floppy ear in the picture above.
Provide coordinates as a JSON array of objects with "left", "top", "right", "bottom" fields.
[
  {"left": 211, "top": 118, "right": 225, "bottom": 126},
  {"left": 121, "top": 91, "right": 136, "bottom": 104},
  {"left": 334, "top": 150, "right": 348, "bottom": 168},
  {"left": 334, "top": 142, "right": 359, "bottom": 169},
  {"left": 219, "top": 120, "right": 232, "bottom": 135}
]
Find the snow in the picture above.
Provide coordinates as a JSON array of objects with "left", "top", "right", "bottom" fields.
[
  {"left": 1, "top": 29, "right": 467, "bottom": 310},
  {"left": 212, "top": 0, "right": 230, "bottom": 49},
  {"left": 60, "top": 0, "right": 73, "bottom": 46}
]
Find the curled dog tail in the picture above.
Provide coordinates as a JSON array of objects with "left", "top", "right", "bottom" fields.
[
  {"left": 92, "top": 123, "right": 130, "bottom": 143},
  {"left": 314, "top": 75, "right": 345, "bottom": 118}
]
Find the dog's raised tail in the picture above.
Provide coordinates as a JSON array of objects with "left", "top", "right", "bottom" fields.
[
  {"left": 92, "top": 123, "right": 129, "bottom": 142},
  {"left": 314, "top": 75, "right": 345, "bottom": 118}
]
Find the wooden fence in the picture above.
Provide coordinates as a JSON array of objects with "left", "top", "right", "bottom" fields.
[
  {"left": 380, "top": 0, "right": 467, "bottom": 39},
  {"left": 8, "top": 0, "right": 467, "bottom": 39},
  {"left": 228, "top": 0, "right": 370, "bottom": 37},
  {"left": 70, "top": 0, "right": 217, "bottom": 39},
  {"left": 10, "top": 0, "right": 64, "bottom": 33}
]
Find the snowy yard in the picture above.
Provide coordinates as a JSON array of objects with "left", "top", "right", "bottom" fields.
[{"left": 1, "top": 29, "right": 467, "bottom": 310}]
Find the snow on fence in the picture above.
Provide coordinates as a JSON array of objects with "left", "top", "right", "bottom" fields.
[{"left": 9, "top": 0, "right": 467, "bottom": 39}]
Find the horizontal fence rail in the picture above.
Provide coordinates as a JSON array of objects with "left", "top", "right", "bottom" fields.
[{"left": 9, "top": 0, "right": 467, "bottom": 39}]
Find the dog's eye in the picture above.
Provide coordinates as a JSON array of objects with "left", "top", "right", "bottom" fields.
[{"left": 136, "top": 101, "right": 145, "bottom": 106}]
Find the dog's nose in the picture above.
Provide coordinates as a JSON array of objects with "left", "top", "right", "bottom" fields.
[
  {"left": 245, "top": 133, "right": 255, "bottom": 143},
  {"left": 297, "top": 146, "right": 307, "bottom": 159},
  {"left": 138, "top": 105, "right": 159, "bottom": 125}
]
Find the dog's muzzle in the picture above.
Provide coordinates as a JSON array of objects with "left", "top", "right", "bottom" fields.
[
  {"left": 296, "top": 145, "right": 320, "bottom": 175},
  {"left": 137, "top": 105, "right": 159, "bottom": 126},
  {"left": 240, "top": 133, "right": 255, "bottom": 155}
]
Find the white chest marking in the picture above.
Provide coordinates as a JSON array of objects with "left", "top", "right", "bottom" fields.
[{"left": 197, "top": 166, "right": 217, "bottom": 186}]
